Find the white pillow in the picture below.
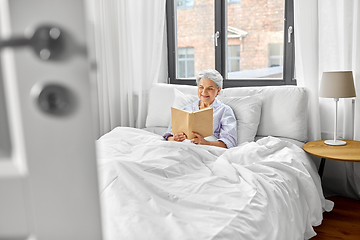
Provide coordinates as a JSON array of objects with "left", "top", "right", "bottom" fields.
[
  {"left": 172, "top": 88, "right": 198, "bottom": 109},
  {"left": 172, "top": 88, "right": 262, "bottom": 145},
  {"left": 145, "top": 83, "right": 197, "bottom": 129}
]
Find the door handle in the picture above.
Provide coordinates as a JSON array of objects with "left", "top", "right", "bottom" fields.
[
  {"left": 288, "top": 26, "right": 293, "bottom": 43},
  {"left": 214, "top": 31, "right": 220, "bottom": 47},
  {"left": 0, "top": 25, "right": 64, "bottom": 60}
]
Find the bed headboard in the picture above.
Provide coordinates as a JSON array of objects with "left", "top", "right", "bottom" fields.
[{"left": 145, "top": 83, "right": 308, "bottom": 143}]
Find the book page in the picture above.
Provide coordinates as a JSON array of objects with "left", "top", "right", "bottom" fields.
[
  {"left": 190, "top": 108, "right": 213, "bottom": 139},
  {"left": 171, "top": 107, "right": 213, "bottom": 140},
  {"left": 171, "top": 107, "right": 191, "bottom": 138}
]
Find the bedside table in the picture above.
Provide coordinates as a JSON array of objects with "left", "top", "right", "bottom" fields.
[{"left": 303, "top": 140, "right": 360, "bottom": 179}]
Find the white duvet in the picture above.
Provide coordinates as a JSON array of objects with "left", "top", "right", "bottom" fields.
[{"left": 96, "top": 127, "right": 333, "bottom": 240}]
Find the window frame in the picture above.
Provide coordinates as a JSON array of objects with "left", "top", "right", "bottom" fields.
[{"left": 166, "top": 0, "right": 295, "bottom": 87}]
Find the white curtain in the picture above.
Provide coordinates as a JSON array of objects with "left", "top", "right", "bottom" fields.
[
  {"left": 348, "top": 0, "right": 360, "bottom": 199},
  {"left": 294, "top": 0, "right": 321, "bottom": 142},
  {"left": 295, "top": 0, "right": 360, "bottom": 199},
  {"left": 88, "top": 0, "right": 168, "bottom": 137}
]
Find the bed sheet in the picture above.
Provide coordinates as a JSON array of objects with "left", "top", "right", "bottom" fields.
[{"left": 96, "top": 127, "right": 333, "bottom": 240}]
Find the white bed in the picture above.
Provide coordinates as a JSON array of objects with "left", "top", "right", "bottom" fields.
[{"left": 96, "top": 83, "right": 333, "bottom": 240}]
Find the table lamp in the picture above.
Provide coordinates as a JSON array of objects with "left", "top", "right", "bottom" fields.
[{"left": 319, "top": 71, "right": 356, "bottom": 146}]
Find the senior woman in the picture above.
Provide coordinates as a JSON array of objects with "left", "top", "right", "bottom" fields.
[{"left": 163, "top": 69, "right": 237, "bottom": 149}]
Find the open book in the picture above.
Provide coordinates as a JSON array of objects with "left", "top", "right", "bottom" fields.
[{"left": 171, "top": 107, "right": 213, "bottom": 140}]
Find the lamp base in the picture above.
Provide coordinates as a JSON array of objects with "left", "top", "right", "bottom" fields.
[{"left": 324, "top": 139, "right": 346, "bottom": 146}]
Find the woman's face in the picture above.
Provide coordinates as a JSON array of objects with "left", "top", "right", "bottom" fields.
[{"left": 197, "top": 78, "right": 221, "bottom": 105}]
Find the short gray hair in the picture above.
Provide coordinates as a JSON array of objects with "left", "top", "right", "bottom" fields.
[{"left": 195, "top": 69, "right": 223, "bottom": 89}]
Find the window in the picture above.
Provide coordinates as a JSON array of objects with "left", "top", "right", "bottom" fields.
[
  {"left": 269, "top": 43, "right": 283, "bottom": 67},
  {"left": 227, "top": 45, "right": 240, "bottom": 73},
  {"left": 177, "top": 0, "right": 194, "bottom": 9},
  {"left": 166, "top": 0, "right": 295, "bottom": 87},
  {"left": 178, "top": 47, "right": 195, "bottom": 78}
]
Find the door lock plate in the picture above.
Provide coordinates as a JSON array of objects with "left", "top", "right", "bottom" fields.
[{"left": 33, "top": 84, "right": 75, "bottom": 116}]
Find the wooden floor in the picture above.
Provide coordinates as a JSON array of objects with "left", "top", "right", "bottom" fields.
[{"left": 312, "top": 196, "right": 360, "bottom": 239}]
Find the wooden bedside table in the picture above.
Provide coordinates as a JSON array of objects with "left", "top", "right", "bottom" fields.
[{"left": 303, "top": 140, "right": 360, "bottom": 179}]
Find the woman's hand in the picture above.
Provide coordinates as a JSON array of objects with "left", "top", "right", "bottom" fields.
[
  {"left": 190, "top": 132, "right": 209, "bottom": 145},
  {"left": 191, "top": 132, "right": 227, "bottom": 148},
  {"left": 168, "top": 132, "right": 187, "bottom": 142}
]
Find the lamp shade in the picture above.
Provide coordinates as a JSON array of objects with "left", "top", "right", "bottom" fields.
[{"left": 319, "top": 71, "right": 356, "bottom": 98}]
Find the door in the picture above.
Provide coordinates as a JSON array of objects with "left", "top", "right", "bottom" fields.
[{"left": 0, "top": 0, "right": 102, "bottom": 239}]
